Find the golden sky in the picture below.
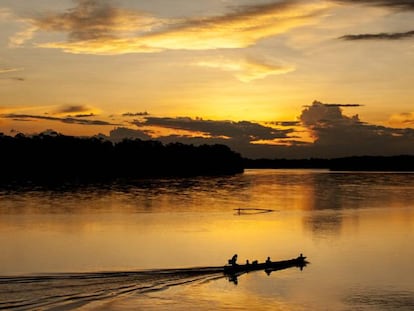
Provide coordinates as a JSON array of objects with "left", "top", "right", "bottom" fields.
[{"left": 1, "top": 0, "right": 414, "bottom": 158}]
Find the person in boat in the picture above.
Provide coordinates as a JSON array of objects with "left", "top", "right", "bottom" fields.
[
  {"left": 265, "top": 256, "right": 271, "bottom": 265},
  {"left": 228, "top": 254, "right": 238, "bottom": 266}
]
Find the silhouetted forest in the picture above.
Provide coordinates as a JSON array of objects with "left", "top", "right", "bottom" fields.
[
  {"left": 244, "top": 156, "right": 414, "bottom": 171},
  {"left": 0, "top": 133, "right": 244, "bottom": 183}
]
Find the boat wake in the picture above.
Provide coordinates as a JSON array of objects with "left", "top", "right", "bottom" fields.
[{"left": 0, "top": 267, "right": 224, "bottom": 311}]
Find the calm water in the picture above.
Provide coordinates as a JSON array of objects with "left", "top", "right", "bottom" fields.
[{"left": 1, "top": 169, "right": 414, "bottom": 310}]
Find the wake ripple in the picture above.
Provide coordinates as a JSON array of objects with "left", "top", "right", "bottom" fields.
[{"left": 0, "top": 267, "right": 224, "bottom": 310}]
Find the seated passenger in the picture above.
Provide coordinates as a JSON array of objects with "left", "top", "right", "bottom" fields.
[{"left": 228, "top": 254, "right": 238, "bottom": 266}]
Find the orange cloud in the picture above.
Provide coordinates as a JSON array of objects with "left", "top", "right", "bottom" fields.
[
  {"left": 195, "top": 57, "right": 295, "bottom": 82},
  {"left": 13, "top": 0, "right": 332, "bottom": 55},
  {"left": 388, "top": 112, "right": 414, "bottom": 127}
]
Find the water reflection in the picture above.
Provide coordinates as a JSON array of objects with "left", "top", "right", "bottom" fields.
[
  {"left": 1, "top": 169, "right": 414, "bottom": 310},
  {"left": 345, "top": 287, "right": 414, "bottom": 310},
  {"left": 303, "top": 211, "right": 343, "bottom": 237},
  {"left": 0, "top": 175, "right": 256, "bottom": 214},
  {"left": 2, "top": 170, "right": 414, "bottom": 214}
]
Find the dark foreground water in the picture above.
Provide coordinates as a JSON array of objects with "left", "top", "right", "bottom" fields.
[{"left": 1, "top": 169, "right": 414, "bottom": 310}]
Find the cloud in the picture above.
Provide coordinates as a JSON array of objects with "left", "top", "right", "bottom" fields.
[
  {"left": 10, "top": 0, "right": 160, "bottom": 52},
  {"left": 388, "top": 112, "right": 414, "bottom": 126},
  {"left": 106, "top": 101, "right": 414, "bottom": 159},
  {"left": 14, "top": 0, "right": 331, "bottom": 54},
  {"left": 53, "top": 104, "right": 98, "bottom": 115},
  {"left": 109, "top": 127, "right": 152, "bottom": 142},
  {"left": 324, "top": 104, "right": 363, "bottom": 107},
  {"left": 9, "top": 26, "right": 38, "bottom": 48},
  {"left": 334, "top": 1, "right": 414, "bottom": 42},
  {"left": 0, "top": 6, "right": 38, "bottom": 47},
  {"left": 0, "top": 67, "right": 24, "bottom": 74},
  {"left": 195, "top": 57, "right": 295, "bottom": 82},
  {"left": 268, "top": 121, "right": 302, "bottom": 127},
  {"left": 139, "top": 1, "right": 330, "bottom": 51},
  {"left": 0, "top": 68, "right": 25, "bottom": 82},
  {"left": 73, "top": 113, "right": 95, "bottom": 118},
  {"left": 133, "top": 117, "right": 293, "bottom": 142},
  {"left": 340, "top": 30, "right": 414, "bottom": 41},
  {"left": 334, "top": 0, "right": 414, "bottom": 10},
  {"left": 297, "top": 101, "right": 414, "bottom": 157},
  {"left": 33, "top": 0, "right": 158, "bottom": 41},
  {"left": 300, "top": 100, "right": 361, "bottom": 128},
  {"left": 2, "top": 114, "right": 118, "bottom": 126},
  {"left": 0, "top": 76, "right": 25, "bottom": 82},
  {"left": 122, "top": 111, "right": 149, "bottom": 117}
]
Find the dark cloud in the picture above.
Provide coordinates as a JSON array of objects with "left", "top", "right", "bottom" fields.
[
  {"left": 300, "top": 101, "right": 361, "bottom": 127},
  {"left": 159, "top": 0, "right": 296, "bottom": 32},
  {"left": 133, "top": 117, "right": 293, "bottom": 142},
  {"left": 10, "top": 77, "right": 25, "bottom": 81},
  {"left": 2, "top": 114, "right": 118, "bottom": 126},
  {"left": 73, "top": 113, "right": 95, "bottom": 118},
  {"left": 109, "top": 127, "right": 247, "bottom": 150},
  {"left": 109, "top": 127, "right": 152, "bottom": 142},
  {"left": 268, "top": 121, "right": 301, "bottom": 127},
  {"left": 340, "top": 30, "right": 414, "bottom": 41},
  {"left": 0, "top": 77, "right": 25, "bottom": 82},
  {"left": 34, "top": 0, "right": 122, "bottom": 41},
  {"left": 297, "top": 101, "right": 414, "bottom": 157},
  {"left": 335, "top": 1, "right": 414, "bottom": 43},
  {"left": 324, "top": 104, "right": 363, "bottom": 107},
  {"left": 116, "top": 101, "right": 414, "bottom": 159},
  {"left": 55, "top": 105, "right": 94, "bottom": 114},
  {"left": 122, "top": 112, "right": 149, "bottom": 117},
  {"left": 334, "top": 0, "right": 414, "bottom": 10}
]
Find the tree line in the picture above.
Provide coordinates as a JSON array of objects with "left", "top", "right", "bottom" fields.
[{"left": 0, "top": 133, "right": 244, "bottom": 183}]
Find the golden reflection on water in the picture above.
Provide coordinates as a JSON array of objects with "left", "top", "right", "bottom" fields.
[
  {"left": 0, "top": 169, "right": 413, "bottom": 275},
  {"left": 1, "top": 170, "right": 414, "bottom": 310},
  {"left": 0, "top": 210, "right": 307, "bottom": 274}
]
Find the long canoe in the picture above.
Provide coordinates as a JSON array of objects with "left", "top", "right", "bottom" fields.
[{"left": 223, "top": 255, "right": 307, "bottom": 275}]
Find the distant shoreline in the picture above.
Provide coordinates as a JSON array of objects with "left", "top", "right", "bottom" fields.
[{"left": 244, "top": 155, "right": 414, "bottom": 171}]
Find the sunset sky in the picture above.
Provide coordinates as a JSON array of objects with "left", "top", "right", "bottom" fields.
[{"left": 1, "top": 0, "right": 414, "bottom": 158}]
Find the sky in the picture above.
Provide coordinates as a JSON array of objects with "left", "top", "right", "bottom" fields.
[{"left": 1, "top": 0, "right": 414, "bottom": 158}]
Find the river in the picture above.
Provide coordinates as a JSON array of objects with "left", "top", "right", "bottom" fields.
[{"left": 1, "top": 169, "right": 413, "bottom": 310}]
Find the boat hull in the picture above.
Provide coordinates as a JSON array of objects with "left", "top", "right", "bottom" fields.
[{"left": 223, "top": 256, "right": 307, "bottom": 275}]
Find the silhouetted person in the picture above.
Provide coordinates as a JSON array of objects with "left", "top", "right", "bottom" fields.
[
  {"left": 228, "top": 254, "right": 238, "bottom": 266},
  {"left": 266, "top": 256, "right": 271, "bottom": 265}
]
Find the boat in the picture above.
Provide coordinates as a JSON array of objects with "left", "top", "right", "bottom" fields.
[{"left": 223, "top": 255, "right": 307, "bottom": 275}]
